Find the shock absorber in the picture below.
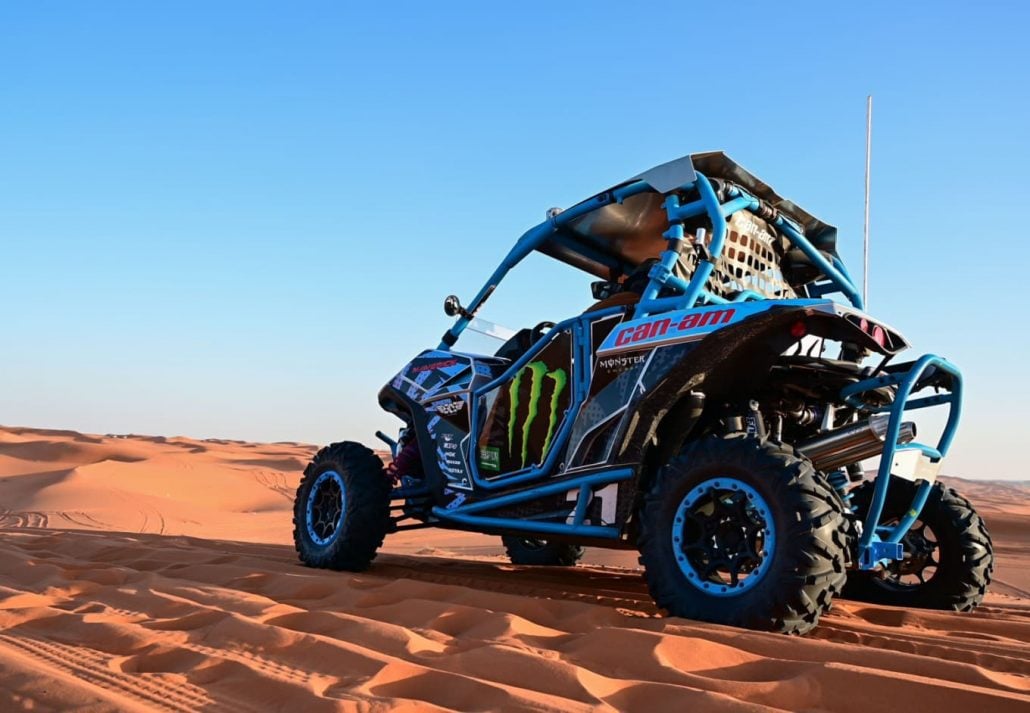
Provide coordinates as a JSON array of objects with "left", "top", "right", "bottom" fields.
[
  {"left": 826, "top": 469, "right": 852, "bottom": 506},
  {"left": 385, "top": 438, "right": 422, "bottom": 486}
]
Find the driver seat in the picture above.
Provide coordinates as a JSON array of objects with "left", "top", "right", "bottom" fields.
[{"left": 493, "top": 327, "right": 536, "bottom": 362}]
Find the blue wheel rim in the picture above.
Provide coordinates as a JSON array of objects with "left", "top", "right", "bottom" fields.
[
  {"left": 306, "top": 470, "right": 346, "bottom": 546},
  {"left": 671, "top": 477, "right": 776, "bottom": 597}
]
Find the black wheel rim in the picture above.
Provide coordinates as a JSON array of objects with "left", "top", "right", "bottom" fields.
[
  {"left": 673, "top": 478, "right": 775, "bottom": 596},
  {"left": 306, "top": 470, "right": 346, "bottom": 546},
  {"left": 877, "top": 518, "right": 939, "bottom": 589},
  {"left": 518, "top": 538, "right": 548, "bottom": 551}
]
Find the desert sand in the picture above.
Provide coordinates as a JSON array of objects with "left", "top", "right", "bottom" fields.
[{"left": 0, "top": 424, "right": 1028, "bottom": 712}]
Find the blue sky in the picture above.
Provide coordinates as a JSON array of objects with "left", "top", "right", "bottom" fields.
[{"left": 1, "top": 2, "right": 1028, "bottom": 478}]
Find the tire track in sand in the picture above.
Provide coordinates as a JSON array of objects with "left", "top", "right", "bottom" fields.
[
  {"left": 2, "top": 528, "right": 1029, "bottom": 712},
  {"left": 0, "top": 634, "right": 219, "bottom": 713},
  {"left": 0, "top": 510, "right": 50, "bottom": 528}
]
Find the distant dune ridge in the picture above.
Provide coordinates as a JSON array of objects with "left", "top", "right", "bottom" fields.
[{"left": 0, "top": 425, "right": 1028, "bottom": 711}]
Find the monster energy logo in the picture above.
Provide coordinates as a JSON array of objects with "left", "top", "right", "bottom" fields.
[{"left": 506, "top": 360, "right": 568, "bottom": 469}]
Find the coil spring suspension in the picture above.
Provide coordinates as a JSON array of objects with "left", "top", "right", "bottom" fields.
[
  {"left": 385, "top": 439, "right": 422, "bottom": 485},
  {"left": 826, "top": 469, "right": 852, "bottom": 507}
]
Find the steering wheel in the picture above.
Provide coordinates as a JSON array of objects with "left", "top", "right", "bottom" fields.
[{"left": 531, "top": 321, "right": 556, "bottom": 343}]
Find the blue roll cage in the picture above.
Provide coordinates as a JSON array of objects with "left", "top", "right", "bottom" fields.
[
  {"left": 439, "top": 168, "right": 862, "bottom": 351},
  {"left": 424, "top": 167, "right": 961, "bottom": 570}
]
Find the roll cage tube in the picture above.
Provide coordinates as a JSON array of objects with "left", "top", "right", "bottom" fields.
[
  {"left": 840, "top": 354, "right": 963, "bottom": 569},
  {"left": 438, "top": 171, "right": 864, "bottom": 350}
]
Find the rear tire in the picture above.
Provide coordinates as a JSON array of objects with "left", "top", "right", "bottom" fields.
[
  {"left": 501, "top": 536, "right": 584, "bottom": 566},
  {"left": 293, "top": 442, "right": 391, "bottom": 572},
  {"left": 638, "top": 435, "right": 848, "bottom": 635},
  {"left": 844, "top": 480, "right": 993, "bottom": 610}
]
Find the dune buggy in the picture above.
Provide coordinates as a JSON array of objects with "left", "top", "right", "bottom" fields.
[{"left": 293, "top": 152, "right": 993, "bottom": 634}]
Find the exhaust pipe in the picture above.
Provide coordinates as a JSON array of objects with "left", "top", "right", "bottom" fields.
[{"left": 797, "top": 414, "right": 916, "bottom": 471}]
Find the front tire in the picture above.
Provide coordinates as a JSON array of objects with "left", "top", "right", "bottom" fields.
[
  {"left": 501, "top": 536, "right": 584, "bottom": 566},
  {"left": 293, "top": 442, "right": 391, "bottom": 571},
  {"left": 638, "top": 435, "right": 848, "bottom": 635},
  {"left": 844, "top": 480, "right": 993, "bottom": 610}
]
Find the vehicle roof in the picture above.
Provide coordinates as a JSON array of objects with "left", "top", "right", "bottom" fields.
[{"left": 537, "top": 151, "right": 839, "bottom": 281}]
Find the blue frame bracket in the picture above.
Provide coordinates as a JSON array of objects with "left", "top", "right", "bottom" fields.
[{"left": 859, "top": 539, "right": 905, "bottom": 570}]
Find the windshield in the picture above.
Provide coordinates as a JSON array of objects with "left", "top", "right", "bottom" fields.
[
  {"left": 447, "top": 252, "right": 595, "bottom": 354},
  {"left": 466, "top": 316, "right": 516, "bottom": 343}
]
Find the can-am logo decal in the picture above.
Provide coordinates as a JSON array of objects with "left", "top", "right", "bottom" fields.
[
  {"left": 598, "top": 306, "right": 740, "bottom": 355},
  {"left": 507, "top": 361, "right": 568, "bottom": 469},
  {"left": 615, "top": 308, "right": 735, "bottom": 346}
]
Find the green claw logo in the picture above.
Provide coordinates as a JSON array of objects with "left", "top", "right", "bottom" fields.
[{"left": 506, "top": 360, "right": 568, "bottom": 468}]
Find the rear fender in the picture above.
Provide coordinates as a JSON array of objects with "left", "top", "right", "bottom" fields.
[{"left": 616, "top": 304, "right": 905, "bottom": 486}]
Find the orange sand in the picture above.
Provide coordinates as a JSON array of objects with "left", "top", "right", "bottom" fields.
[{"left": 1, "top": 425, "right": 1028, "bottom": 711}]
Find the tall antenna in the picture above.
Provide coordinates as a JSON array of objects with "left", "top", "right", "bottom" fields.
[{"left": 863, "top": 95, "right": 873, "bottom": 307}]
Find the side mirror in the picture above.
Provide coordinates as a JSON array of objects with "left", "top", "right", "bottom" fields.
[
  {"left": 443, "top": 295, "right": 463, "bottom": 317},
  {"left": 591, "top": 280, "right": 619, "bottom": 300}
]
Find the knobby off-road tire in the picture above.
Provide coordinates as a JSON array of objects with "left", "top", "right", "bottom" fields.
[
  {"left": 844, "top": 480, "right": 993, "bottom": 610},
  {"left": 638, "top": 435, "right": 849, "bottom": 635},
  {"left": 501, "top": 536, "right": 584, "bottom": 566},
  {"left": 293, "top": 442, "right": 391, "bottom": 572}
]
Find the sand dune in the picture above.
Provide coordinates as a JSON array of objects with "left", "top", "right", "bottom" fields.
[
  {"left": 1, "top": 425, "right": 1028, "bottom": 711},
  {"left": 0, "top": 426, "right": 317, "bottom": 543}
]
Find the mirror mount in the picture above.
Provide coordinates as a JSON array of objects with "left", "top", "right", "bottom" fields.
[{"left": 443, "top": 295, "right": 473, "bottom": 319}]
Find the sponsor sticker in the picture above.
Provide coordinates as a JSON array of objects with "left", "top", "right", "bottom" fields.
[
  {"left": 597, "top": 354, "right": 647, "bottom": 372},
  {"left": 506, "top": 360, "right": 568, "bottom": 469},
  {"left": 411, "top": 358, "right": 459, "bottom": 373},
  {"left": 434, "top": 399, "right": 464, "bottom": 415},
  {"left": 479, "top": 445, "right": 501, "bottom": 472},
  {"left": 443, "top": 489, "right": 468, "bottom": 510}
]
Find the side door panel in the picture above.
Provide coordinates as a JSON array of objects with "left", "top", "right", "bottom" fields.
[{"left": 474, "top": 329, "right": 574, "bottom": 479}]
